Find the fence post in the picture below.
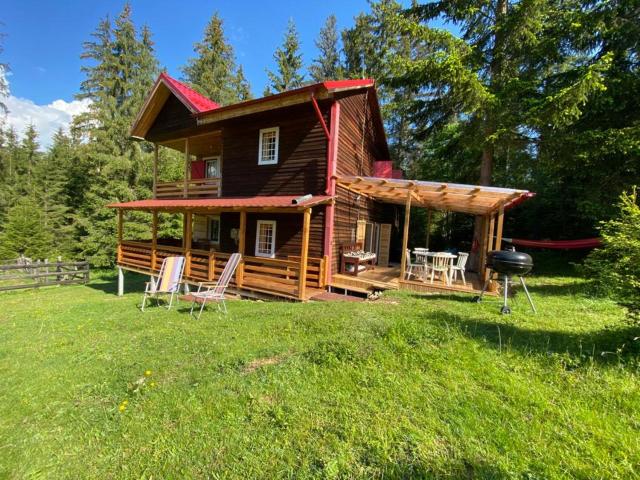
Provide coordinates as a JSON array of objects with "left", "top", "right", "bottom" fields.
[{"left": 56, "top": 256, "right": 62, "bottom": 282}]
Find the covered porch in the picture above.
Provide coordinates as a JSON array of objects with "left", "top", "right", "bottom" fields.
[
  {"left": 109, "top": 196, "right": 332, "bottom": 301},
  {"left": 334, "top": 176, "right": 533, "bottom": 295}
]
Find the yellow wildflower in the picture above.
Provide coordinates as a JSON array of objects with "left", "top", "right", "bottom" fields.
[
  {"left": 118, "top": 404, "right": 126, "bottom": 412},
  {"left": 150, "top": 382, "right": 156, "bottom": 388},
  {"left": 144, "top": 370, "right": 152, "bottom": 377}
]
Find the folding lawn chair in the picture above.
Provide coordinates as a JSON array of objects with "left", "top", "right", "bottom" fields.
[
  {"left": 189, "top": 253, "right": 242, "bottom": 320},
  {"left": 141, "top": 256, "right": 185, "bottom": 311}
]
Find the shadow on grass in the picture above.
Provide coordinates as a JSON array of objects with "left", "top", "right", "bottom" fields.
[
  {"left": 427, "top": 310, "right": 639, "bottom": 366},
  {"left": 85, "top": 270, "right": 147, "bottom": 295}
]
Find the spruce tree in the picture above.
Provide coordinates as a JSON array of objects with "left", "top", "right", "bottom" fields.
[
  {"left": 310, "top": 15, "right": 343, "bottom": 81},
  {"left": 76, "top": 3, "right": 159, "bottom": 266},
  {"left": 0, "top": 197, "right": 54, "bottom": 261},
  {"left": 232, "top": 65, "right": 252, "bottom": 101},
  {"left": 182, "top": 13, "right": 250, "bottom": 105},
  {"left": 265, "top": 19, "right": 304, "bottom": 94}
]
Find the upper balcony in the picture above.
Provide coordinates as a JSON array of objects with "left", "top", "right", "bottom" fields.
[
  {"left": 155, "top": 177, "right": 221, "bottom": 199},
  {"left": 152, "top": 132, "right": 223, "bottom": 199}
]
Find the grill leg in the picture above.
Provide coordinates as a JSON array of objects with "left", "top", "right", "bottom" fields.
[
  {"left": 474, "top": 271, "right": 493, "bottom": 303},
  {"left": 501, "top": 275, "right": 511, "bottom": 314},
  {"left": 519, "top": 276, "right": 537, "bottom": 314}
]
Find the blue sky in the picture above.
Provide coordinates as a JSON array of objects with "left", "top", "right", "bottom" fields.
[{"left": 1, "top": 0, "right": 422, "bottom": 147}]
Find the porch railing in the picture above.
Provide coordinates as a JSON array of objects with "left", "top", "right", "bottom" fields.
[
  {"left": 155, "top": 177, "right": 221, "bottom": 199},
  {"left": 117, "top": 240, "right": 327, "bottom": 299}
]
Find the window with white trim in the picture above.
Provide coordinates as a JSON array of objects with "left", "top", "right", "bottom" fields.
[
  {"left": 209, "top": 216, "right": 221, "bottom": 244},
  {"left": 258, "top": 127, "right": 279, "bottom": 165},
  {"left": 205, "top": 157, "right": 220, "bottom": 178},
  {"left": 255, "top": 220, "right": 276, "bottom": 258}
]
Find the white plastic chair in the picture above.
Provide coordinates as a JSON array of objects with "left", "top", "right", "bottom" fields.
[
  {"left": 189, "top": 253, "right": 242, "bottom": 320},
  {"left": 429, "top": 253, "right": 452, "bottom": 285},
  {"left": 450, "top": 252, "right": 469, "bottom": 285},
  {"left": 141, "top": 256, "right": 185, "bottom": 311},
  {"left": 404, "top": 249, "right": 425, "bottom": 280}
]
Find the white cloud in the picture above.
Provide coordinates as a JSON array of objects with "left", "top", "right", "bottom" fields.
[{"left": 4, "top": 95, "right": 91, "bottom": 150}]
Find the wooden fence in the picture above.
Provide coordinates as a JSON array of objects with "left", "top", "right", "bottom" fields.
[{"left": 0, "top": 259, "right": 90, "bottom": 292}]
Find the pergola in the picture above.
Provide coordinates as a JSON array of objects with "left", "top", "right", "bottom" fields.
[{"left": 335, "top": 175, "right": 533, "bottom": 285}]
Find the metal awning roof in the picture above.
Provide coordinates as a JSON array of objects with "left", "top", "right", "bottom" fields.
[
  {"left": 335, "top": 176, "right": 533, "bottom": 215},
  {"left": 107, "top": 195, "right": 332, "bottom": 212}
]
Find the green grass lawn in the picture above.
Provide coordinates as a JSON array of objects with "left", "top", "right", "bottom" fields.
[{"left": 0, "top": 263, "right": 638, "bottom": 479}]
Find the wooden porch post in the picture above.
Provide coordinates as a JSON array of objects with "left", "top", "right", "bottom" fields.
[
  {"left": 153, "top": 143, "right": 158, "bottom": 198},
  {"left": 495, "top": 204, "right": 505, "bottom": 251},
  {"left": 483, "top": 213, "right": 496, "bottom": 282},
  {"left": 236, "top": 210, "right": 246, "bottom": 288},
  {"left": 478, "top": 215, "right": 489, "bottom": 281},
  {"left": 425, "top": 209, "right": 432, "bottom": 249},
  {"left": 183, "top": 138, "right": 190, "bottom": 198},
  {"left": 184, "top": 211, "right": 192, "bottom": 278},
  {"left": 151, "top": 211, "right": 158, "bottom": 271},
  {"left": 298, "top": 207, "right": 312, "bottom": 300},
  {"left": 400, "top": 191, "right": 412, "bottom": 280},
  {"left": 117, "top": 209, "right": 123, "bottom": 263}
]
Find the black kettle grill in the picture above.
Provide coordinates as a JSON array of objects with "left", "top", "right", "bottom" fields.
[{"left": 475, "top": 248, "right": 537, "bottom": 314}]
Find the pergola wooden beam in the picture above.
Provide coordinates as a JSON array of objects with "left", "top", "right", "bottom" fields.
[{"left": 399, "top": 190, "right": 412, "bottom": 280}]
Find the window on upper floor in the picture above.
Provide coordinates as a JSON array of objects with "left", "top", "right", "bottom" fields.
[
  {"left": 258, "top": 127, "right": 279, "bottom": 165},
  {"left": 205, "top": 157, "right": 220, "bottom": 178},
  {"left": 255, "top": 220, "right": 276, "bottom": 258}
]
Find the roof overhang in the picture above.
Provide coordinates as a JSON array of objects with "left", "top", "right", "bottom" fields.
[
  {"left": 195, "top": 79, "right": 376, "bottom": 126},
  {"left": 336, "top": 176, "right": 533, "bottom": 216},
  {"left": 107, "top": 195, "right": 333, "bottom": 213},
  {"left": 130, "top": 73, "right": 220, "bottom": 140}
]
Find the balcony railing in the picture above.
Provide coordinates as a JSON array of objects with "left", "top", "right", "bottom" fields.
[
  {"left": 155, "top": 177, "right": 221, "bottom": 199},
  {"left": 117, "top": 240, "right": 327, "bottom": 300}
]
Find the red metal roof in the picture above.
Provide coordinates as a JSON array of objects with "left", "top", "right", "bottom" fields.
[
  {"left": 160, "top": 73, "right": 220, "bottom": 112},
  {"left": 195, "top": 78, "right": 376, "bottom": 116},
  {"left": 108, "top": 195, "right": 332, "bottom": 210}
]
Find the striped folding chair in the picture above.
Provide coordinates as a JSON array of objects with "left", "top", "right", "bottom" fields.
[
  {"left": 141, "top": 256, "right": 185, "bottom": 311},
  {"left": 189, "top": 253, "right": 242, "bottom": 320}
]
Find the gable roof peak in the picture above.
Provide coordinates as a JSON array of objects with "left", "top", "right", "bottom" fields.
[{"left": 158, "top": 72, "right": 220, "bottom": 113}]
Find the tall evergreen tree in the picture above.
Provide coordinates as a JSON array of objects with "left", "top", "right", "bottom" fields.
[
  {"left": 309, "top": 15, "right": 343, "bottom": 81},
  {"left": 182, "top": 13, "right": 251, "bottom": 105},
  {"left": 0, "top": 197, "right": 54, "bottom": 260},
  {"left": 265, "top": 19, "right": 304, "bottom": 94},
  {"left": 232, "top": 65, "right": 253, "bottom": 101},
  {"left": 75, "top": 3, "right": 159, "bottom": 266}
]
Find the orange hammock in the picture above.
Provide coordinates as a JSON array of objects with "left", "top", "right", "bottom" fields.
[{"left": 502, "top": 237, "right": 602, "bottom": 249}]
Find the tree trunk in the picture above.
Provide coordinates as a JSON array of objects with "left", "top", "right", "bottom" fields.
[{"left": 471, "top": 0, "right": 507, "bottom": 271}]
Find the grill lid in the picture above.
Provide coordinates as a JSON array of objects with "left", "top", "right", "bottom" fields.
[{"left": 487, "top": 250, "right": 533, "bottom": 267}]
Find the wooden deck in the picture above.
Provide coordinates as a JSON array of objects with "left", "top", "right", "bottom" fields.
[
  {"left": 117, "top": 240, "right": 328, "bottom": 302},
  {"left": 331, "top": 264, "right": 495, "bottom": 296}
]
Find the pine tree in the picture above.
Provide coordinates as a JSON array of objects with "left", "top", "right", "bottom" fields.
[
  {"left": 232, "top": 65, "right": 253, "bottom": 101},
  {"left": 21, "top": 123, "right": 40, "bottom": 183},
  {"left": 265, "top": 19, "right": 304, "bottom": 94},
  {"left": 310, "top": 15, "right": 342, "bottom": 81},
  {"left": 182, "top": 13, "right": 250, "bottom": 105},
  {"left": 75, "top": 3, "right": 159, "bottom": 266},
  {"left": 32, "top": 128, "right": 75, "bottom": 257},
  {"left": 0, "top": 197, "right": 54, "bottom": 260}
]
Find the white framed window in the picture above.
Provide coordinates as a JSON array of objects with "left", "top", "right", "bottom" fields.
[
  {"left": 255, "top": 220, "right": 276, "bottom": 258},
  {"left": 204, "top": 156, "right": 220, "bottom": 178},
  {"left": 209, "top": 216, "right": 221, "bottom": 244},
  {"left": 258, "top": 127, "right": 279, "bottom": 165}
]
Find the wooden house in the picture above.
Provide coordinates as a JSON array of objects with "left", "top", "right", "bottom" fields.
[{"left": 110, "top": 73, "right": 531, "bottom": 300}]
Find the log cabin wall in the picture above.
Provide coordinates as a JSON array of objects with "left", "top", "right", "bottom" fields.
[
  {"left": 216, "top": 211, "right": 324, "bottom": 259},
  {"left": 146, "top": 95, "right": 196, "bottom": 140},
  {"left": 331, "top": 91, "right": 391, "bottom": 274},
  {"left": 220, "top": 102, "right": 330, "bottom": 197}
]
